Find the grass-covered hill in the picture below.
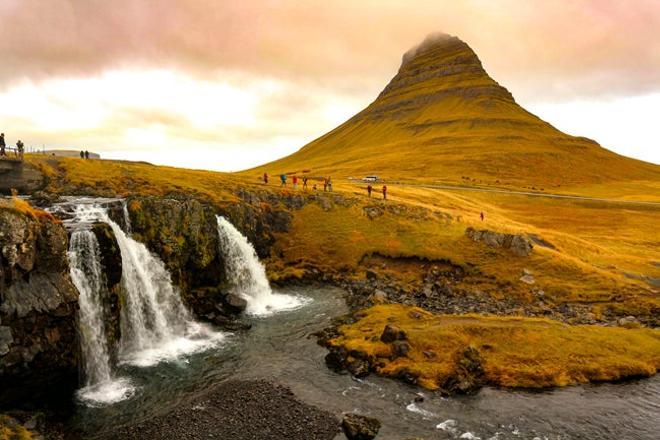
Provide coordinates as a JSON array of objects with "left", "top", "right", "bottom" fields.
[{"left": 248, "top": 33, "right": 659, "bottom": 198}]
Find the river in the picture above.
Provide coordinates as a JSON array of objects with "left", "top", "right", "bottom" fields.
[{"left": 68, "top": 285, "right": 659, "bottom": 440}]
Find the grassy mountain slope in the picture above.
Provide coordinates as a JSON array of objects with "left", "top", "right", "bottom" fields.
[{"left": 249, "top": 34, "right": 659, "bottom": 197}]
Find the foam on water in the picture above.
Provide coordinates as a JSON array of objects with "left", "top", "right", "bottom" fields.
[
  {"left": 77, "top": 378, "right": 137, "bottom": 408},
  {"left": 216, "top": 215, "right": 308, "bottom": 316}
]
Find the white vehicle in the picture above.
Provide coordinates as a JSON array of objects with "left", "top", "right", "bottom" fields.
[{"left": 362, "top": 175, "right": 379, "bottom": 182}]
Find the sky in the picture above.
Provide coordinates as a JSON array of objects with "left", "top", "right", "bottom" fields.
[{"left": 0, "top": 0, "right": 658, "bottom": 171}]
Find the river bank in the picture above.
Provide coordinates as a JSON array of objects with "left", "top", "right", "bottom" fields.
[{"left": 106, "top": 380, "right": 339, "bottom": 440}]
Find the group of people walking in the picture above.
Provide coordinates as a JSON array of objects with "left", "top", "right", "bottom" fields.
[
  {"left": 0, "top": 133, "right": 24, "bottom": 159},
  {"left": 262, "top": 172, "right": 389, "bottom": 200},
  {"left": 264, "top": 173, "right": 334, "bottom": 192},
  {"left": 366, "top": 184, "right": 387, "bottom": 200},
  {"left": 79, "top": 150, "right": 91, "bottom": 159}
]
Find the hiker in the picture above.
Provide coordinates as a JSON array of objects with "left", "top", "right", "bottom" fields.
[
  {"left": 327, "top": 176, "right": 333, "bottom": 192},
  {"left": 367, "top": 184, "right": 373, "bottom": 197},
  {"left": 323, "top": 178, "right": 328, "bottom": 192},
  {"left": 313, "top": 184, "right": 317, "bottom": 191},
  {"left": 0, "top": 133, "right": 5, "bottom": 157},
  {"left": 382, "top": 185, "right": 387, "bottom": 200},
  {"left": 480, "top": 212, "right": 485, "bottom": 221},
  {"left": 302, "top": 176, "right": 308, "bottom": 190},
  {"left": 16, "top": 140, "right": 24, "bottom": 159},
  {"left": 263, "top": 172, "right": 269, "bottom": 184},
  {"left": 280, "top": 173, "right": 287, "bottom": 187},
  {"left": 84, "top": 150, "right": 89, "bottom": 159},
  {"left": 80, "top": 150, "right": 84, "bottom": 159},
  {"left": 293, "top": 175, "right": 299, "bottom": 189}
]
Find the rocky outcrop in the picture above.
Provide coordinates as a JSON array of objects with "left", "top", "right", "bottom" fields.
[
  {"left": 342, "top": 413, "right": 381, "bottom": 440},
  {"left": 465, "top": 227, "right": 533, "bottom": 257},
  {"left": 0, "top": 208, "right": 79, "bottom": 404},
  {"left": 91, "top": 222, "right": 123, "bottom": 352},
  {"left": 0, "top": 161, "right": 45, "bottom": 195},
  {"left": 121, "top": 194, "right": 292, "bottom": 326}
]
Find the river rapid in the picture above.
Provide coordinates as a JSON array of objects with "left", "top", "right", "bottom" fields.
[{"left": 67, "top": 285, "right": 660, "bottom": 440}]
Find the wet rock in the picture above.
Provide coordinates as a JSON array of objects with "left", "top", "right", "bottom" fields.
[
  {"left": 224, "top": 293, "right": 248, "bottom": 313},
  {"left": 30, "top": 191, "right": 60, "bottom": 208},
  {"left": 440, "top": 346, "right": 485, "bottom": 394},
  {"left": 347, "top": 358, "right": 371, "bottom": 378},
  {"left": 324, "top": 347, "right": 349, "bottom": 372},
  {"left": 380, "top": 324, "right": 407, "bottom": 343},
  {"left": 342, "top": 413, "right": 381, "bottom": 440},
  {"left": 91, "top": 222, "right": 122, "bottom": 289}
]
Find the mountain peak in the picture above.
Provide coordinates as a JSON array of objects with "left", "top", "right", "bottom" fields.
[
  {"left": 401, "top": 32, "right": 467, "bottom": 66},
  {"left": 252, "top": 33, "right": 657, "bottom": 190}
]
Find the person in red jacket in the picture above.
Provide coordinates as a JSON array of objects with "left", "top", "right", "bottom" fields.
[
  {"left": 292, "top": 175, "right": 298, "bottom": 189},
  {"left": 382, "top": 185, "right": 387, "bottom": 200}
]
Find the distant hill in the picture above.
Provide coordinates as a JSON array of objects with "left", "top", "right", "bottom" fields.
[{"left": 250, "top": 33, "right": 659, "bottom": 193}]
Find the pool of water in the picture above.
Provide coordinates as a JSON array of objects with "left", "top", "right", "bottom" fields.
[{"left": 72, "top": 286, "right": 660, "bottom": 440}]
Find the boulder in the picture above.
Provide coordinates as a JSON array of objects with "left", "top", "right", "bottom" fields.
[
  {"left": 465, "top": 227, "right": 533, "bottom": 257},
  {"left": 391, "top": 340, "right": 411, "bottom": 358},
  {"left": 224, "top": 293, "right": 248, "bottom": 313},
  {"left": 617, "top": 316, "right": 640, "bottom": 328},
  {"left": 342, "top": 413, "right": 381, "bottom": 440},
  {"left": 380, "top": 324, "right": 407, "bottom": 343},
  {"left": 370, "top": 289, "right": 388, "bottom": 304}
]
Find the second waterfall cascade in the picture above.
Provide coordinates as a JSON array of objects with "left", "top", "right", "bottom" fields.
[
  {"left": 216, "top": 215, "right": 307, "bottom": 316},
  {"left": 67, "top": 202, "right": 225, "bottom": 405}
]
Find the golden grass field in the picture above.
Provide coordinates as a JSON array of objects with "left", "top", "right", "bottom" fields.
[{"left": 328, "top": 304, "right": 660, "bottom": 390}]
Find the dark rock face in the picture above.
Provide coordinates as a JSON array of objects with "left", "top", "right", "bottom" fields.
[
  {"left": 0, "top": 208, "right": 79, "bottom": 404},
  {"left": 90, "top": 222, "right": 123, "bottom": 353},
  {"left": 0, "top": 161, "right": 45, "bottom": 195},
  {"left": 465, "top": 227, "right": 533, "bottom": 257},
  {"left": 342, "top": 413, "right": 381, "bottom": 440}
]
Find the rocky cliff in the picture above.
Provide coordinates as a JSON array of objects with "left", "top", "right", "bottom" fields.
[{"left": 0, "top": 207, "right": 79, "bottom": 404}]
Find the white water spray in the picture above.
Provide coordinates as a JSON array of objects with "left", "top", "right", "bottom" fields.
[
  {"left": 216, "top": 216, "right": 307, "bottom": 316},
  {"left": 70, "top": 203, "right": 224, "bottom": 370},
  {"left": 68, "top": 229, "right": 135, "bottom": 406}
]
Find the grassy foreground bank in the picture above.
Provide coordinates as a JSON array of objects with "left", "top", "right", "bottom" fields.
[{"left": 328, "top": 304, "right": 660, "bottom": 390}]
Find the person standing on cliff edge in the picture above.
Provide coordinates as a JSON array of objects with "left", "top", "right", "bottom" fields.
[{"left": 0, "top": 133, "right": 5, "bottom": 157}]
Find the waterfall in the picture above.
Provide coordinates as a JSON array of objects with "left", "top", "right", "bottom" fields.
[
  {"left": 68, "top": 229, "right": 135, "bottom": 407},
  {"left": 69, "top": 203, "right": 224, "bottom": 371},
  {"left": 122, "top": 200, "right": 132, "bottom": 234},
  {"left": 216, "top": 216, "right": 307, "bottom": 316}
]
